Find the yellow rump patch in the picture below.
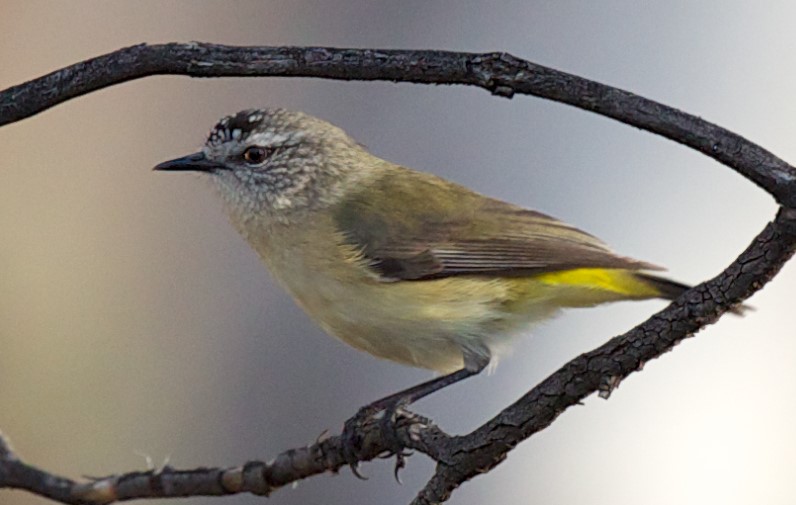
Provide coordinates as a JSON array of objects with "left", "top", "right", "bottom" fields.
[{"left": 535, "top": 268, "right": 661, "bottom": 298}]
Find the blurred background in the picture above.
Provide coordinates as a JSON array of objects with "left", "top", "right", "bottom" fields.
[{"left": 2, "top": 1, "right": 795, "bottom": 504}]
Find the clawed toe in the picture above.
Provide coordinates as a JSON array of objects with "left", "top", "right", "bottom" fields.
[
  {"left": 340, "top": 398, "right": 414, "bottom": 481},
  {"left": 383, "top": 447, "right": 413, "bottom": 484},
  {"left": 378, "top": 399, "right": 413, "bottom": 483},
  {"left": 341, "top": 406, "right": 379, "bottom": 479}
]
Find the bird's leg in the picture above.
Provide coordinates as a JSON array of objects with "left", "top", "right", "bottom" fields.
[{"left": 342, "top": 348, "right": 490, "bottom": 478}]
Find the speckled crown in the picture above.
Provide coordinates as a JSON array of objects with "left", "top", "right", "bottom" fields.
[{"left": 206, "top": 109, "right": 267, "bottom": 146}]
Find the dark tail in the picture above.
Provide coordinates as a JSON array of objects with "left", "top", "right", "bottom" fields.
[
  {"left": 636, "top": 273, "right": 752, "bottom": 315},
  {"left": 637, "top": 274, "right": 691, "bottom": 300}
]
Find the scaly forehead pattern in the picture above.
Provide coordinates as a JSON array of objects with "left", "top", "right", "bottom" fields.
[
  {"left": 205, "top": 107, "right": 353, "bottom": 149},
  {"left": 206, "top": 109, "right": 268, "bottom": 147}
]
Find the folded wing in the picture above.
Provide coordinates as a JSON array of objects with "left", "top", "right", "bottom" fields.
[{"left": 333, "top": 169, "right": 661, "bottom": 281}]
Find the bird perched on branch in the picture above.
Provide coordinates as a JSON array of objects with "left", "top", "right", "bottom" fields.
[{"left": 155, "top": 108, "right": 705, "bottom": 414}]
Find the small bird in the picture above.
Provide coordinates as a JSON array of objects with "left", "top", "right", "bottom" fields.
[{"left": 155, "top": 108, "right": 696, "bottom": 410}]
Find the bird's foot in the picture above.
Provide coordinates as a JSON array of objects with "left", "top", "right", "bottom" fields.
[
  {"left": 379, "top": 399, "right": 414, "bottom": 484},
  {"left": 341, "top": 403, "right": 381, "bottom": 479},
  {"left": 340, "top": 398, "right": 414, "bottom": 481}
]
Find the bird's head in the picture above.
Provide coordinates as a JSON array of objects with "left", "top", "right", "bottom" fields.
[{"left": 155, "top": 108, "right": 367, "bottom": 219}]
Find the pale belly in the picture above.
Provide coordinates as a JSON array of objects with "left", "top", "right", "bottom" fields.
[
  {"left": 246, "top": 220, "right": 560, "bottom": 373},
  {"left": 271, "top": 262, "right": 558, "bottom": 373}
]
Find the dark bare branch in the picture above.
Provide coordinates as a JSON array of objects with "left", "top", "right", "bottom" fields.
[
  {"left": 1, "top": 44, "right": 794, "bottom": 505},
  {"left": 0, "top": 414, "right": 447, "bottom": 504},
  {"left": 1, "top": 43, "right": 795, "bottom": 206}
]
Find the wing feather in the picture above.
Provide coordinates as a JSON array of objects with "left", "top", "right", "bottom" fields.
[{"left": 333, "top": 169, "right": 661, "bottom": 281}]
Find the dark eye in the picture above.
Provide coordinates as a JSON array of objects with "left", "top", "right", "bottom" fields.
[{"left": 242, "top": 146, "right": 270, "bottom": 165}]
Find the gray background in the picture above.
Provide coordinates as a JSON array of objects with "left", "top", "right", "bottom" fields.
[{"left": 2, "top": 1, "right": 794, "bottom": 504}]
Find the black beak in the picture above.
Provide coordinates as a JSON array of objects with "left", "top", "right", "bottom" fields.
[{"left": 153, "top": 152, "right": 225, "bottom": 172}]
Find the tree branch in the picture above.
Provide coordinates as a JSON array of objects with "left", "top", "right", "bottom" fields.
[
  {"left": 2, "top": 44, "right": 794, "bottom": 504},
  {"left": 2, "top": 44, "right": 796, "bottom": 206},
  {"left": 0, "top": 414, "right": 448, "bottom": 504}
]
